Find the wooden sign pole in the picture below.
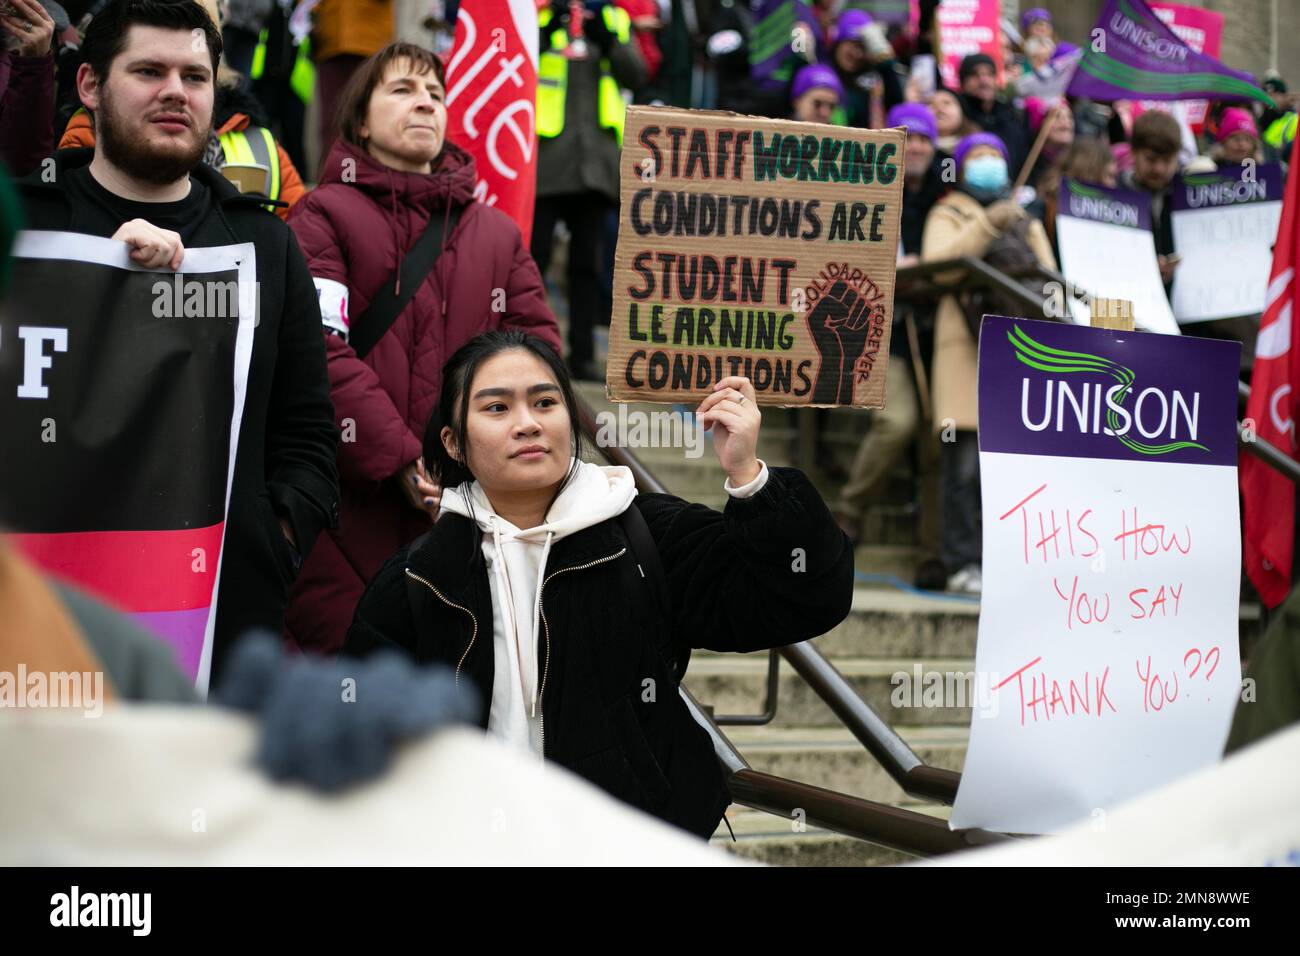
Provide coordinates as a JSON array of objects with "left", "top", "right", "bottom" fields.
[{"left": 1090, "top": 297, "right": 1136, "bottom": 331}]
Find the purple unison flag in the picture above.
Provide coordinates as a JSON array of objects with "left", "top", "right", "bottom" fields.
[
  {"left": 846, "top": 1, "right": 910, "bottom": 27},
  {"left": 749, "top": 0, "right": 823, "bottom": 93},
  {"left": 1068, "top": 0, "right": 1272, "bottom": 106}
]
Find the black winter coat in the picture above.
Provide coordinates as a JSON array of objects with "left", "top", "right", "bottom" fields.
[{"left": 344, "top": 466, "right": 855, "bottom": 838}]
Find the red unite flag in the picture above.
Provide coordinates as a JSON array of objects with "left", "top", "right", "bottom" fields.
[
  {"left": 1241, "top": 133, "right": 1300, "bottom": 607},
  {"left": 444, "top": 0, "right": 539, "bottom": 242}
]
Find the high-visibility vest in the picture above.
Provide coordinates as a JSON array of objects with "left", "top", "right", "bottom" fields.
[
  {"left": 251, "top": 29, "right": 315, "bottom": 104},
  {"left": 219, "top": 126, "right": 282, "bottom": 209},
  {"left": 536, "top": 5, "right": 632, "bottom": 146},
  {"left": 1264, "top": 112, "right": 1297, "bottom": 152}
]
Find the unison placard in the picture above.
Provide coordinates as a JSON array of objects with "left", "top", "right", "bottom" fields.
[{"left": 952, "top": 316, "right": 1241, "bottom": 834}]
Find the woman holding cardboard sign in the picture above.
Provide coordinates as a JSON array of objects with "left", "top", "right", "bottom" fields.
[{"left": 344, "top": 330, "right": 855, "bottom": 838}]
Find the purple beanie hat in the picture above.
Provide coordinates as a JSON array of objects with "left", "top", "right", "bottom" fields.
[
  {"left": 887, "top": 103, "right": 937, "bottom": 142},
  {"left": 1051, "top": 40, "right": 1079, "bottom": 61},
  {"left": 834, "top": 9, "right": 873, "bottom": 46},
  {"left": 1021, "top": 7, "right": 1051, "bottom": 31},
  {"left": 953, "top": 132, "right": 1009, "bottom": 171},
  {"left": 791, "top": 64, "right": 845, "bottom": 103}
]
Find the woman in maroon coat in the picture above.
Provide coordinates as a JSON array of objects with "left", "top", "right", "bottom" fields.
[{"left": 285, "top": 42, "right": 561, "bottom": 654}]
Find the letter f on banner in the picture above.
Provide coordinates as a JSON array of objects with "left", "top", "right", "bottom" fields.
[{"left": 1242, "top": 132, "right": 1300, "bottom": 607}]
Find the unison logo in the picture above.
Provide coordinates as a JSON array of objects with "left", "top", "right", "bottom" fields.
[
  {"left": 1066, "top": 180, "right": 1139, "bottom": 226},
  {"left": 1009, "top": 325, "right": 1208, "bottom": 456},
  {"left": 1181, "top": 174, "right": 1270, "bottom": 208}
]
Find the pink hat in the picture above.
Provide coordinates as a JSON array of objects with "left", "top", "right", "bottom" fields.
[
  {"left": 1110, "top": 142, "right": 1133, "bottom": 173},
  {"left": 1025, "top": 97, "right": 1069, "bottom": 134},
  {"left": 1216, "top": 107, "right": 1258, "bottom": 143}
]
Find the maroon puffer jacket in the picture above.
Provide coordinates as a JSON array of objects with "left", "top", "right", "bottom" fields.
[{"left": 285, "top": 138, "right": 561, "bottom": 654}]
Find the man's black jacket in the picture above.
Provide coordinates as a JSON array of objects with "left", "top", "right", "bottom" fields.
[
  {"left": 344, "top": 466, "right": 855, "bottom": 838},
  {"left": 17, "top": 149, "right": 340, "bottom": 684}
]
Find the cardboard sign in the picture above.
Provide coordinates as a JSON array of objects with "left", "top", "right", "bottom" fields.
[
  {"left": 1055, "top": 179, "right": 1181, "bottom": 335},
  {"left": 1171, "top": 163, "right": 1284, "bottom": 323},
  {"left": 951, "top": 316, "right": 1241, "bottom": 834},
  {"left": 607, "top": 106, "right": 905, "bottom": 407}
]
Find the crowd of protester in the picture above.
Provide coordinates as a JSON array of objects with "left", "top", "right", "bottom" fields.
[
  {"left": 1, "top": 4, "right": 1296, "bottom": 639},
  {"left": 1, "top": 0, "right": 1298, "bottom": 848}
]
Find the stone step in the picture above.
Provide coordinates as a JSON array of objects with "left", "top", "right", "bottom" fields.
[
  {"left": 853, "top": 545, "right": 923, "bottom": 581},
  {"left": 710, "top": 802, "right": 950, "bottom": 866},
  {"left": 824, "top": 585, "right": 981, "bottom": 658},
  {"left": 683, "top": 655, "right": 976, "bottom": 728},
  {"left": 691, "top": 584, "right": 980, "bottom": 660},
  {"left": 719, "top": 724, "right": 968, "bottom": 804}
]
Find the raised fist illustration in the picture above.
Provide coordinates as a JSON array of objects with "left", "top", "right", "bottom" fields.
[{"left": 807, "top": 280, "right": 879, "bottom": 405}]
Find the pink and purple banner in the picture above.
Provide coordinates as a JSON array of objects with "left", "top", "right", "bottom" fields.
[{"left": 3, "top": 233, "right": 256, "bottom": 691}]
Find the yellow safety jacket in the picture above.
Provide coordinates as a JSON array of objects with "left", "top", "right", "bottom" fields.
[
  {"left": 536, "top": 5, "right": 632, "bottom": 146},
  {"left": 219, "top": 126, "right": 282, "bottom": 206},
  {"left": 1264, "top": 112, "right": 1297, "bottom": 152},
  {"left": 250, "top": 31, "right": 315, "bottom": 104}
]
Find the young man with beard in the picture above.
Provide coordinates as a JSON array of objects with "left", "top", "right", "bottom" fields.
[{"left": 15, "top": 0, "right": 339, "bottom": 685}]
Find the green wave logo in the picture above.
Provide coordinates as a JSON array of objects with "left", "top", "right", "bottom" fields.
[
  {"left": 1066, "top": 180, "right": 1104, "bottom": 198},
  {"left": 1007, "top": 325, "right": 1208, "bottom": 456}
]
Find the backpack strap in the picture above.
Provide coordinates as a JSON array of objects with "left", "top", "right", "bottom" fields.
[
  {"left": 349, "top": 203, "right": 463, "bottom": 359},
  {"left": 618, "top": 503, "right": 689, "bottom": 683}
]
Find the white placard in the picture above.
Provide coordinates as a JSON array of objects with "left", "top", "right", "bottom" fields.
[
  {"left": 952, "top": 317, "right": 1243, "bottom": 834},
  {"left": 1056, "top": 214, "right": 1180, "bottom": 335},
  {"left": 1170, "top": 165, "right": 1284, "bottom": 323}
]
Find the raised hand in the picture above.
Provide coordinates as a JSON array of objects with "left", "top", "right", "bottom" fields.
[{"left": 696, "top": 376, "right": 761, "bottom": 486}]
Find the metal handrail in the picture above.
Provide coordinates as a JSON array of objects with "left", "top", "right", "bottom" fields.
[
  {"left": 677, "top": 685, "right": 999, "bottom": 855},
  {"left": 574, "top": 397, "right": 1006, "bottom": 854},
  {"left": 710, "top": 648, "right": 780, "bottom": 726}
]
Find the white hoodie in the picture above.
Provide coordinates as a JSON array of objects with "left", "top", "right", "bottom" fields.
[
  {"left": 439, "top": 459, "right": 638, "bottom": 756},
  {"left": 439, "top": 457, "right": 770, "bottom": 757}
]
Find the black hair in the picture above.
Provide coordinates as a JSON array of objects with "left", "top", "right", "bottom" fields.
[
  {"left": 423, "top": 330, "right": 583, "bottom": 527},
  {"left": 81, "top": 0, "right": 223, "bottom": 81}
]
